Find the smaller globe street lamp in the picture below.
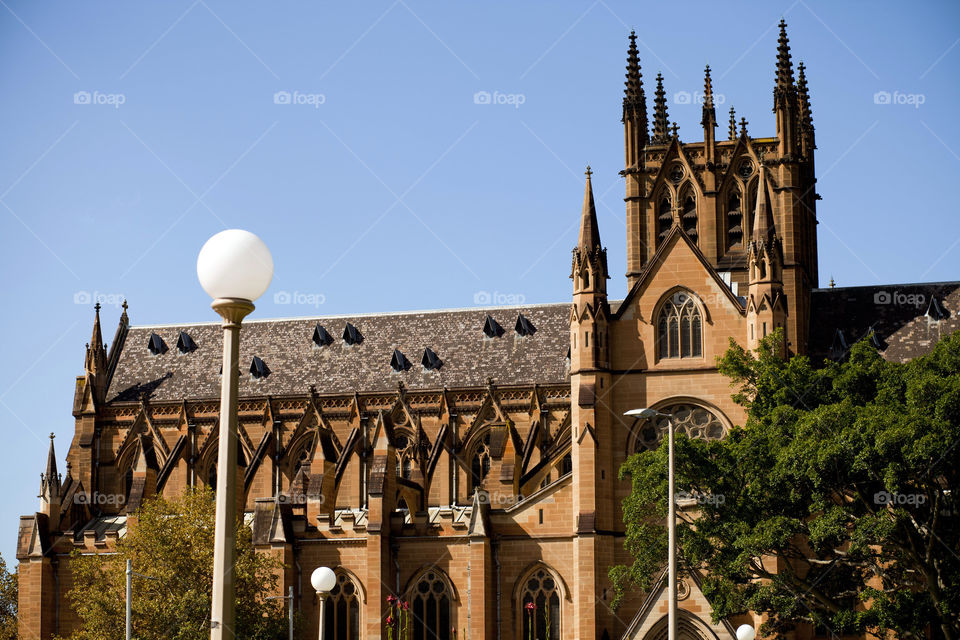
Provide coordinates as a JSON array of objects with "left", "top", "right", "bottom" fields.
[
  {"left": 736, "top": 624, "right": 757, "bottom": 640},
  {"left": 311, "top": 567, "right": 337, "bottom": 640},
  {"left": 198, "top": 229, "right": 274, "bottom": 640},
  {"left": 625, "top": 407, "right": 677, "bottom": 640}
]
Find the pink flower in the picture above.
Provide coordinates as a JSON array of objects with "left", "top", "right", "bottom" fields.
[
  {"left": 387, "top": 595, "right": 397, "bottom": 604},
  {"left": 525, "top": 602, "right": 536, "bottom": 611},
  {"left": 386, "top": 616, "right": 394, "bottom": 624},
  {"left": 401, "top": 600, "right": 410, "bottom": 611}
]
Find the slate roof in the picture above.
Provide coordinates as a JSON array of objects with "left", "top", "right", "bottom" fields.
[
  {"left": 808, "top": 282, "right": 960, "bottom": 363},
  {"left": 107, "top": 303, "right": 572, "bottom": 403}
]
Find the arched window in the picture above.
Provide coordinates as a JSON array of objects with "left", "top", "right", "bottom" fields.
[
  {"left": 657, "top": 196, "right": 672, "bottom": 245},
  {"left": 322, "top": 571, "right": 361, "bottom": 640},
  {"left": 631, "top": 403, "right": 729, "bottom": 453},
  {"left": 726, "top": 190, "right": 742, "bottom": 249},
  {"left": 293, "top": 446, "right": 310, "bottom": 478},
  {"left": 681, "top": 193, "right": 697, "bottom": 241},
  {"left": 520, "top": 568, "right": 561, "bottom": 640},
  {"left": 409, "top": 571, "right": 452, "bottom": 640},
  {"left": 395, "top": 431, "right": 416, "bottom": 480},
  {"left": 657, "top": 291, "right": 703, "bottom": 360},
  {"left": 123, "top": 468, "right": 133, "bottom": 503},
  {"left": 470, "top": 432, "right": 492, "bottom": 492}
]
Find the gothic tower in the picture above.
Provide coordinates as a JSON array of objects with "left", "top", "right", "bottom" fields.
[
  {"left": 747, "top": 166, "right": 787, "bottom": 352},
  {"left": 620, "top": 20, "right": 818, "bottom": 354},
  {"left": 570, "top": 167, "right": 613, "bottom": 639}
]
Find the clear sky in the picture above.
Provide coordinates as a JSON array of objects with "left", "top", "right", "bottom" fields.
[{"left": 1, "top": 1, "right": 958, "bottom": 565}]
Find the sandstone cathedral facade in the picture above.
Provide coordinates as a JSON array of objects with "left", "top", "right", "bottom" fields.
[{"left": 17, "top": 22, "right": 960, "bottom": 640}]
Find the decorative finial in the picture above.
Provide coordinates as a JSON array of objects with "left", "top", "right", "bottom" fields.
[
  {"left": 829, "top": 276, "right": 835, "bottom": 288},
  {"left": 585, "top": 165, "right": 592, "bottom": 178},
  {"left": 670, "top": 122, "right": 679, "bottom": 138},
  {"left": 94, "top": 302, "right": 101, "bottom": 313},
  {"left": 49, "top": 432, "right": 55, "bottom": 441},
  {"left": 739, "top": 116, "right": 749, "bottom": 138},
  {"left": 651, "top": 72, "right": 670, "bottom": 145},
  {"left": 728, "top": 107, "right": 737, "bottom": 140}
]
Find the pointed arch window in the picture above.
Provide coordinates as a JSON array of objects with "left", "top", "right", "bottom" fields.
[
  {"left": 657, "top": 291, "right": 703, "bottom": 360},
  {"left": 726, "top": 191, "right": 743, "bottom": 249},
  {"left": 207, "top": 463, "right": 217, "bottom": 490},
  {"left": 657, "top": 196, "right": 672, "bottom": 245},
  {"left": 408, "top": 571, "right": 452, "bottom": 640},
  {"left": 681, "top": 193, "right": 697, "bottom": 241},
  {"left": 469, "top": 432, "right": 492, "bottom": 493},
  {"left": 395, "top": 432, "right": 416, "bottom": 480},
  {"left": 520, "top": 568, "right": 561, "bottom": 640},
  {"left": 322, "top": 571, "right": 361, "bottom": 640}
]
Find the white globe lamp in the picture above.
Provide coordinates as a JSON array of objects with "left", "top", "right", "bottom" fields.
[
  {"left": 736, "top": 624, "right": 757, "bottom": 640},
  {"left": 197, "top": 229, "right": 273, "bottom": 302},
  {"left": 311, "top": 567, "right": 337, "bottom": 594}
]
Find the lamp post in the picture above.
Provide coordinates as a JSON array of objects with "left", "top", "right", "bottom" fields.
[
  {"left": 125, "top": 559, "right": 156, "bottom": 640},
  {"left": 625, "top": 407, "right": 676, "bottom": 640},
  {"left": 310, "top": 567, "right": 337, "bottom": 640},
  {"left": 736, "top": 624, "right": 757, "bottom": 640},
  {"left": 266, "top": 586, "right": 295, "bottom": 640},
  {"left": 198, "top": 229, "right": 274, "bottom": 640}
]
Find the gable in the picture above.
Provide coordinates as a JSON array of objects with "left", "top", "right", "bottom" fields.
[{"left": 622, "top": 568, "right": 737, "bottom": 640}]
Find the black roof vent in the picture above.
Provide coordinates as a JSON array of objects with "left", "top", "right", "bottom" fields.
[
  {"left": 147, "top": 333, "right": 167, "bottom": 355},
  {"left": 926, "top": 297, "right": 948, "bottom": 322},
  {"left": 482, "top": 315, "right": 504, "bottom": 339},
  {"left": 343, "top": 322, "right": 363, "bottom": 345},
  {"left": 313, "top": 324, "right": 334, "bottom": 347},
  {"left": 421, "top": 347, "right": 443, "bottom": 371},
  {"left": 390, "top": 349, "right": 411, "bottom": 372},
  {"left": 515, "top": 313, "right": 537, "bottom": 337},
  {"left": 249, "top": 356, "right": 271, "bottom": 380},
  {"left": 176, "top": 331, "right": 197, "bottom": 354}
]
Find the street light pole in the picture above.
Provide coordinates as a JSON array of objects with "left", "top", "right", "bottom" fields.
[
  {"left": 125, "top": 559, "right": 156, "bottom": 640},
  {"left": 310, "top": 567, "right": 336, "bottom": 640},
  {"left": 197, "top": 230, "right": 273, "bottom": 640},
  {"left": 266, "top": 586, "right": 295, "bottom": 640},
  {"left": 625, "top": 408, "right": 676, "bottom": 640}
]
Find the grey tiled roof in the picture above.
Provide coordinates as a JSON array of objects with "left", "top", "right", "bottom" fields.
[
  {"left": 808, "top": 282, "right": 960, "bottom": 363},
  {"left": 107, "top": 303, "right": 572, "bottom": 403}
]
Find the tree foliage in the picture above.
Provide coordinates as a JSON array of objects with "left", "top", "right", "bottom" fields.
[
  {"left": 0, "top": 554, "right": 17, "bottom": 640},
  {"left": 612, "top": 329, "right": 960, "bottom": 640},
  {"left": 59, "top": 487, "right": 288, "bottom": 640}
]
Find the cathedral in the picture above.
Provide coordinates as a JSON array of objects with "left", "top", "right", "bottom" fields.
[{"left": 17, "top": 21, "right": 959, "bottom": 640}]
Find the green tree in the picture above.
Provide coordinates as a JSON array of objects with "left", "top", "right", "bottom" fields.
[
  {"left": 612, "top": 329, "right": 960, "bottom": 639},
  {"left": 60, "top": 487, "right": 288, "bottom": 640},
  {"left": 0, "top": 553, "right": 17, "bottom": 640}
]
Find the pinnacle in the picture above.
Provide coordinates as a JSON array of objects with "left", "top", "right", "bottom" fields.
[
  {"left": 728, "top": 106, "right": 737, "bottom": 140},
  {"left": 651, "top": 72, "right": 670, "bottom": 144}
]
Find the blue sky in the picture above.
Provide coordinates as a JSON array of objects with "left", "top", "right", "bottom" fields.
[{"left": 1, "top": 0, "right": 958, "bottom": 564}]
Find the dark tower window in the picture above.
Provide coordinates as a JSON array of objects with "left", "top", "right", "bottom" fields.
[
  {"left": 681, "top": 194, "right": 697, "bottom": 241},
  {"left": 207, "top": 464, "right": 217, "bottom": 490},
  {"left": 323, "top": 572, "right": 361, "bottom": 640},
  {"left": 124, "top": 468, "right": 133, "bottom": 503},
  {"left": 657, "top": 197, "right": 672, "bottom": 245},
  {"left": 657, "top": 291, "right": 703, "bottom": 360},
  {"left": 582, "top": 270, "right": 589, "bottom": 289},
  {"left": 395, "top": 433, "right": 415, "bottom": 480},
  {"left": 408, "top": 572, "right": 452, "bottom": 640},
  {"left": 726, "top": 192, "right": 743, "bottom": 249}
]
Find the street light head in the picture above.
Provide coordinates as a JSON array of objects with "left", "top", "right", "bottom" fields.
[
  {"left": 197, "top": 229, "right": 273, "bottom": 302},
  {"left": 310, "top": 566, "right": 336, "bottom": 594},
  {"left": 736, "top": 624, "right": 756, "bottom": 640},
  {"left": 624, "top": 407, "right": 667, "bottom": 420}
]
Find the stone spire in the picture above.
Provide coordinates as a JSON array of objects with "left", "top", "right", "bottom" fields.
[
  {"left": 578, "top": 166, "right": 601, "bottom": 252},
  {"left": 751, "top": 166, "right": 776, "bottom": 249},
  {"left": 571, "top": 166, "right": 608, "bottom": 297},
  {"left": 700, "top": 65, "right": 716, "bottom": 128},
  {"left": 728, "top": 106, "right": 737, "bottom": 140},
  {"left": 775, "top": 19, "right": 795, "bottom": 97},
  {"left": 651, "top": 73, "right": 670, "bottom": 145},
  {"left": 797, "top": 61, "right": 815, "bottom": 146},
  {"left": 84, "top": 303, "right": 107, "bottom": 375},
  {"left": 40, "top": 432, "right": 61, "bottom": 503},
  {"left": 622, "top": 31, "right": 648, "bottom": 148}
]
